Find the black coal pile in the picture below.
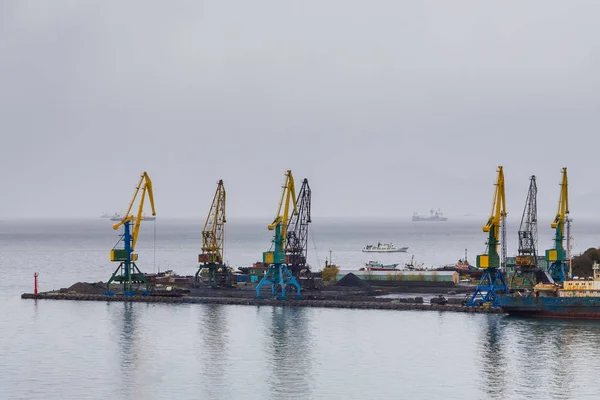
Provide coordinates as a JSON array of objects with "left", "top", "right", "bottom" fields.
[
  {"left": 335, "top": 273, "right": 371, "bottom": 289},
  {"left": 64, "top": 282, "right": 106, "bottom": 295}
]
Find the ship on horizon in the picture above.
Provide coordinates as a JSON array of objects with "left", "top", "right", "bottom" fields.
[
  {"left": 412, "top": 209, "right": 448, "bottom": 222},
  {"left": 102, "top": 212, "right": 156, "bottom": 222},
  {"left": 362, "top": 243, "right": 408, "bottom": 253}
]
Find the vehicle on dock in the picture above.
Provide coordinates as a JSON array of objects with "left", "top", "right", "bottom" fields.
[
  {"left": 500, "top": 262, "right": 600, "bottom": 319},
  {"left": 362, "top": 243, "right": 408, "bottom": 253},
  {"left": 430, "top": 295, "right": 448, "bottom": 305}
]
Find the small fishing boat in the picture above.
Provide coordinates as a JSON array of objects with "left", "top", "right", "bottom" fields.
[{"left": 360, "top": 261, "right": 399, "bottom": 271}]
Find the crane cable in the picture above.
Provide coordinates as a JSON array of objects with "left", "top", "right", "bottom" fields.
[
  {"left": 309, "top": 225, "right": 322, "bottom": 269},
  {"left": 153, "top": 218, "right": 157, "bottom": 274}
]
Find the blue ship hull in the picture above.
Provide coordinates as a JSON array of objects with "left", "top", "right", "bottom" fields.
[{"left": 500, "top": 296, "right": 600, "bottom": 319}]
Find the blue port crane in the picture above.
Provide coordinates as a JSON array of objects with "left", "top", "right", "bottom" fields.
[
  {"left": 545, "top": 168, "right": 570, "bottom": 283},
  {"left": 255, "top": 170, "right": 302, "bottom": 300},
  {"left": 467, "top": 166, "right": 508, "bottom": 307},
  {"left": 195, "top": 179, "right": 230, "bottom": 288},
  {"left": 105, "top": 172, "right": 156, "bottom": 296}
]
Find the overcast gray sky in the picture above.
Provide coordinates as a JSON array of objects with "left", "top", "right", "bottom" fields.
[{"left": 1, "top": 1, "right": 599, "bottom": 220}]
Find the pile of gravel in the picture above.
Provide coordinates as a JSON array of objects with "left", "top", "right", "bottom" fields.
[
  {"left": 335, "top": 273, "right": 371, "bottom": 289},
  {"left": 66, "top": 282, "right": 106, "bottom": 295}
]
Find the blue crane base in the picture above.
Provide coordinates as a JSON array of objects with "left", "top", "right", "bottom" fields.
[
  {"left": 547, "top": 261, "right": 569, "bottom": 283},
  {"left": 255, "top": 264, "right": 302, "bottom": 300},
  {"left": 105, "top": 261, "right": 149, "bottom": 297},
  {"left": 466, "top": 268, "right": 508, "bottom": 307}
]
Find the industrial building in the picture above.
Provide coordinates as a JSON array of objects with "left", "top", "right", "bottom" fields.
[{"left": 336, "top": 270, "right": 459, "bottom": 284}]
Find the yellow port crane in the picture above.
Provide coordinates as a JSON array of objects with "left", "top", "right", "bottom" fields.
[
  {"left": 546, "top": 167, "right": 570, "bottom": 282},
  {"left": 106, "top": 171, "right": 156, "bottom": 296},
  {"left": 479, "top": 166, "right": 507, "bottom": 269},
  {"left": 255, "top": 170, "right": 302, "bottom": 300},
  {"left": 195, "top": 179, "right": 230, "bottom": 288},
  {"left": 268, "top": 170, "right": 298, "bottom": 245},
  {"left": 466, "top": 166, "right": 508, "bottom": 307}
]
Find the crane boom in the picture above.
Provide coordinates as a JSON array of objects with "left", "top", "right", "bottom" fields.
[
  {"left": 268, "top": 170, "right": 298, "bottom": 247},
  {"left": 551, "top": 168, "right": 569, "bottom": 233},
  {"left": 112, "top": 172, "right": 156, "bottom": 252}
]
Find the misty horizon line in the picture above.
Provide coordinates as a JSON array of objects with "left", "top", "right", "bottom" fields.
[{"left": 2, "top": 213, "right": 599, "bottom": 222}]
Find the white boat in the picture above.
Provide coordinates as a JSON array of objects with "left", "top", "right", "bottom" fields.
[{"left": 362, "top": 243, "right": 408, "bottom": 253}]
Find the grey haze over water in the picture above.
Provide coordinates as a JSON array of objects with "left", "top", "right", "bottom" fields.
[
  {"left": 2, "top": 2, "right": 600, "bottom": 399},
  {"left": 1, "top": 1, "right": 600, "bottom": 220},
  {"left": 2, "top": 218, "right": 600, "bottom": 399}
]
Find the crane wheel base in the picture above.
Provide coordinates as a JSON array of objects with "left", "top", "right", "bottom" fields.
[
  {"left": 466, "top": 268, "right": 508, "bottom": 307},
  {"left": 255, "top": 264, "right": 303, "bottom": 300}
]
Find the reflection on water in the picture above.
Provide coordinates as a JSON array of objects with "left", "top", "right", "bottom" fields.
[
  {"left": 109, "top": 301, "right": 141, "bottom": 400},
  {"left": 120, "top": 302, "right": 137, "bottom": 368},
  {"left": 478, "top": 316, "right": 508, "bottom": 399},
  {"left": 32, "top": 299, "right": 38, "bottom": 321},
  {"left": 479, "top": 316, "right": 600, "bottom": 399},
  {"left": 265, "top": 307, "right": 314, "bottom": 400},
  {"left": 510, "top": 318, "right": 593, "bottom": 397},
  {"left": 198, "top": 304, "right": 230, "bottom": 399}
]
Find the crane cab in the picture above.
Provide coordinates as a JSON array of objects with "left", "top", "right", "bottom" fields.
[{"left": 111, "top": 249, "right": 138, "bottom": 262}]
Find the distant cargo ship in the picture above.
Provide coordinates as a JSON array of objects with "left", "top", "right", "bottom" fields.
[
  {"left": 500, "top": 262, "right": 600, "bottom": 319},
  {"left": 362, "top": 243, "right": 408, "bottom": 253},
  {"left": 107, "top": 213, "right": 156, "bottom": 222},
  {"left": 412, "top": 209, "right": 447, "bottom": 222}
]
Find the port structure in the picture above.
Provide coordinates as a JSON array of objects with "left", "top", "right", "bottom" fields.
[
  {"left": 285, "top": 178, "right": 312, "bottom": 283},
  {"left": 106, "top": 172, "right": 156, "bottom": 296},
  {"left": 510, "top": 175, "right": 542, "bottom": 289},
  {"left": 545, "top": 167, "right": 571, "bottom": 283},
  {"left": 467, "top": 166, "right": 508, "bottom": 307},
  {"left": 255, "top": 170, "right": 302, "bottom": 300},
  {"left": 195, "top": 180, "right": 231, "bottom": 288}
]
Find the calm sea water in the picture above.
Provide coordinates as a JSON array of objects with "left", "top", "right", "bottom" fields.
[{"left": 2, "top": 217, "right": 600, "bottom": 399}]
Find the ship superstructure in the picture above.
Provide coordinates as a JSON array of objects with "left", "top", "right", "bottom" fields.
[{"left": 412, "top": 209, "right": 447, "bottom": 221}]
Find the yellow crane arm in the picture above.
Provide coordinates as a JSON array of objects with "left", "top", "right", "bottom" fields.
[
  {"left": 201, "top": 180, "right": 226, "bottom": 263},
  {"left": 483, "top": 166, "right": 506, "bottom": 241},
  {"left": 268, "top": 170, "right": 298, "bottom": 242},
  {"left": 551, "top": 167, "right": 569, "bottom": 230},
  {"left": 112, "top": 172, "right": 156, "bottom": 252}
]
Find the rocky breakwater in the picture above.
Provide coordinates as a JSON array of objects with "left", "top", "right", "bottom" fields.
[{"left": 21, "top": 292, "right": 503, "bottom": 314}]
